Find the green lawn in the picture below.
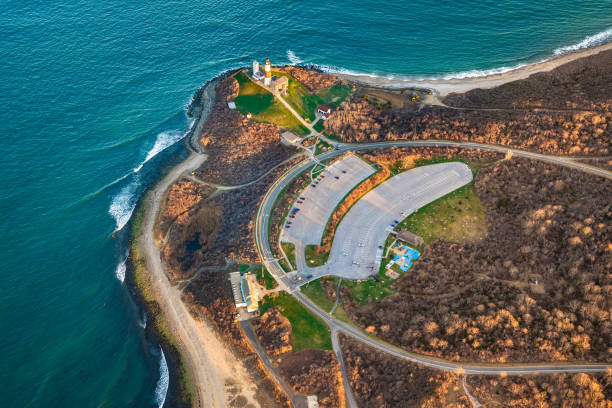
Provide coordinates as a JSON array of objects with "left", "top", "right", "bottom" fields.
[
  {"left": 300, "top": 277, "right": 339, "bottom": 313},
  {"left": 313, "top": 120, "right": 325, "bottom": 133},
  {"left": 280, "top": 242, "right": 296, "bottom": 270},
  {"left": 260, "top": 292, "right": 331, "bottom": 351},
  {"left": 255, "top": 266, "right": 278, "bottom": 290},
  {"left": 232, "top": 71, "right": 309, "bottom": 135},
  {"left": 396, "top": 178, "right": 487, "bottom": 245},
  {"left": 314, "top": 139, "right": 331, "bottom": 155},
  {"left": 272, "top": 70, "right": 353, "bottom": 122},
  {"left": 317, "top": 84, "right": 354, "bottom": 106},
  {"left": 304, "top": 244, "right": 330, "bottom": 267}
]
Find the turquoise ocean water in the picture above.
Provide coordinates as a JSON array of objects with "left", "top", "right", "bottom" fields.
[{"left": 1, "top": 1, "right": 610, "bottom": 406}]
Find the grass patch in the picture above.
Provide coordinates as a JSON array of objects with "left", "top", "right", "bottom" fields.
[
  {"left": 280, "top": 242, "right": 296, "bottom": 270},
  {"left": 300, "top": 277, "right": 339, "bottom": 313},
  {"left": 233, "top": 72, "right": 309, "bottom": 135},
  {"left": 273, "top": 70, "right": 352, "bottom": 122},
  {"left": 305, "top": 244, "right": 330, "bottom": 267},
  {"left": 260, "top": 292, "right": 331, "bottom": 351},
  {"left": 331, "top": 301, "right": 351, "bottom": 324},
  {"left": 314, "top": 139, "right": 331, "bottom": 155},
  {"left": 273, "top": 70, "right": 317, "bottom": 121},
  {"left": 313, "top": 120, "right": 325, "bottom": 133},
  {"left": 396, "top": 179, "right": 487, "bottom": 245},
  {"left": 316, "top": 84, "right": 353, "bottom": 106},
  {"left": 255, "top": 265, "right": 277, "bottom": 290}
]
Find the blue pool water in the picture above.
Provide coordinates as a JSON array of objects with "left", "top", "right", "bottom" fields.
[{"left": 0, "top": 1, "right": 610, "bottom": 406}]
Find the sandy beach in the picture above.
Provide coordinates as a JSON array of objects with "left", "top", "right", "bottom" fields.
[
  {"left": 335, "top": 42, "right": 612, "bottom": 97},
  {"left": 138, "top": 152, "right": 263, "bottom": 408}
]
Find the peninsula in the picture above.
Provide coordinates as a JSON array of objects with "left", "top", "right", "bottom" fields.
[{"left": 130, "top": 44, "right": 612, "bottom": 408}]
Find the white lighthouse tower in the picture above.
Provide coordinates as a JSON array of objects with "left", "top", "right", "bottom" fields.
[{"left": 264, "top": 58, "right": 272, "bottom": 86}]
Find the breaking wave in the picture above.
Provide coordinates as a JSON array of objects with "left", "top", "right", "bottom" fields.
[
  {"left": 139, "top": 311, "right": 147, "bottom": 329},
  {"left": 114, "top": 251, "right": 129, "bottom": 283},
  {"left": 318, "top": 28, "right": 611, "bottom": 82},
  {"left": 554, "top": 27, "right": 612, "bottom": 55},
  {"left": 287, "top": 49, "right": 302, "bottom": 65},
  {"left": 154, "top": 348, "right": 169, "bottom": 408},
  {"left": 318, "top": 62, "right": 533, "bottom": 81},
  {"left": 108, "top": 175, "right": 140, "bottom": 232},
  {"left": 133, "top": 129, "right": 187, "bottom": 173}
]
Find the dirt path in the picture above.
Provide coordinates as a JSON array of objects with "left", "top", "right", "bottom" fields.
[{"left": 139, "top": 151, "right": 262, "bottom": 408}]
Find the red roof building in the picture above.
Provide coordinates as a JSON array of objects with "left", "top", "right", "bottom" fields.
[{"left": 317, "top": 106, "right": 331, "bottom": 120}]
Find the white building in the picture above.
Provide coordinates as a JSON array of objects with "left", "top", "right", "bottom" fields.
[{"left": 252, "top": 60, "right": 264, "bottom": 80}]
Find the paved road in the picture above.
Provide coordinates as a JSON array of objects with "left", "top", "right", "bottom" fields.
[
  {"left": 239, "top": 321, "right": 307, "bottom": 408},
  {"left": 331, "top": 328, "right": 358, "bottom": 408},
  {"left": 254, "top": 141, "right": 612, "bottom": 379}
]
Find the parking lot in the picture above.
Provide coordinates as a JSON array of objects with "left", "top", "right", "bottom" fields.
[
  {"left": 305, "top": 162, "right": 473, "bottom": 281},
  {"left": 280, "top": 154, "right": 376, "bottom": 247}
]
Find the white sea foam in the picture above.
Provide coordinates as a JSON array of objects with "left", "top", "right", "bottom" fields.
[
  {"left": 287, "top": 49, "right": 302, "bottom": 65},
  {"left": 319, "top": 28, "right": 612, "bottom": 82},
  {"left": 154, "top": 348, "right": 169, "bottom": 408},
  {"left": 139, "top": 311, "right": 147, "bottom": 329},
  {"left": 554, "top": 27, "right": 612, "bottom": 55},
  {"left": 133, "top": 129, "right": 186, "bottom": 173},
  {"left": 318, "top": 62, "right": 532, "bottom": 81},
  {"left": 114, "top": 252, "right": 128, "bottom": 283},
  {"left": 108, "top": 176, "right": 140, "bottom": 232}
]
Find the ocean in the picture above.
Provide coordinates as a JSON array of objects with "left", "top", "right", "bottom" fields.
[{"left": 0, "top": 0, "right": 610, "bottom": 406}]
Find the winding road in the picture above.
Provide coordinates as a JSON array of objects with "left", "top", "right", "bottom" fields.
[{"left": 252, "top": 137, "right": 611, "bottom": 404}]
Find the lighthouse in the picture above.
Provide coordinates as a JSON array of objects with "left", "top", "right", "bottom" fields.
[{"left": 264, "top": 58, "right": 272, "bottom": 86}]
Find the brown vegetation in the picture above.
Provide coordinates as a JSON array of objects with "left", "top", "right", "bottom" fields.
[
  {"left": 162, "top": 196, "right": 221, "bottom": 281},
  {"left": 359, "top": 146, "right": 503, "bottom": 169},
  {"left": 342, "top": 158, "right": 612, "bottom": 363},
  {"left": 253, "top": 308, "right": 293, "bottom": 357},
  {"left": 325, "top": 50, "right": 612, "bottom": 156},
  {"left": 466, "top": 373, "right": 612, "bottom": 407},
  {"left": 278, "top": 66, "right": 339, "bottom": 92},
  {"left": 340, "top": 335, "right": 469, "bottom": 407},
  {"left": 277, "top": 349, "right": 344, "bottom": 408},
  {"left": 444, "top": 50, "right": 612, "bottom": 110},
  {"left": 155, "top": 179, "right": 214, "bottom": 241},
  {"left": 194, "top": 75, "right": 294, "bottom": 185}
]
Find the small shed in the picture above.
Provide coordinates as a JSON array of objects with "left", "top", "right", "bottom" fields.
[
  {"left": 281, "top": 131, "right": 301, "bottom": 146},
  {"left": 397, "top": 229, "right": 424, "bottom": 247}
]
